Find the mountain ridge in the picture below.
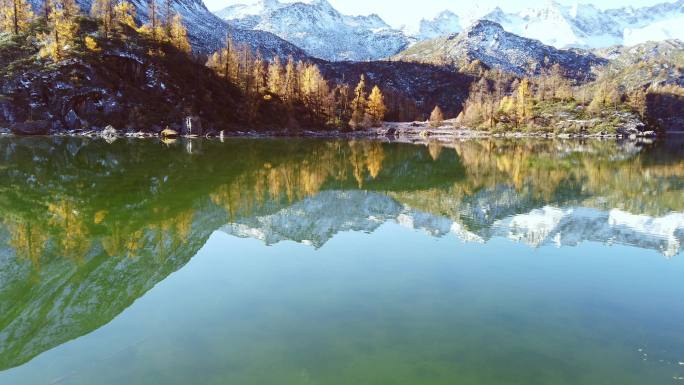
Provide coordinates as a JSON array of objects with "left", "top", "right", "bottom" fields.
[
  {"left": 213, "top": 0, "right": 683, "bottom": 61},
  {"left": 392, "top": 20, "right": 607, "bottom": 78},
  {"left": 409, "top": 0, "right": 684, "bottom": 48},
  {"left": 215, "top": 0, "right": 408, "bottom": 61}
]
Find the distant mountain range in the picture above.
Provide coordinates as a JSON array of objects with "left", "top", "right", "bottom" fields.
[
  {"left": 417, "top": 0, "right": 683, "bottom": 47},
  {"left": 392, "top": 20, "right": 608, "bottom": 78},
  {"left": 213, "top": 0, "right": 683, "bottom": 61},
  {"left": 21, "top": 0, "right": 682, "bottom": 63}
]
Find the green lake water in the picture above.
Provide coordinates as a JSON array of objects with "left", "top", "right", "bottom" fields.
[{"left": 0, "top": 136, "right": 683, "bottom": 385}]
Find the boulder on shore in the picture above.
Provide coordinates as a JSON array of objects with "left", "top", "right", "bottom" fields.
[{"left": 10, "top": 121, "right": 50, "bottom": 136}]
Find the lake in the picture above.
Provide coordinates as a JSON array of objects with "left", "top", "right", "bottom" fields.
[{"left": 0, "top": 136, "right": 683, "bottom": 385}]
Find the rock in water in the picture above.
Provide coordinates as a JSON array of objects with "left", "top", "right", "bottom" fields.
[
  {"left": 161, "top": 128, "right": 179, "bottom": 138},
  {"left": 101, "top": 126, "right": 118, "bottom": 143},
  {"left": 10, "top": 121, "right": 50, "bottom": 136}
]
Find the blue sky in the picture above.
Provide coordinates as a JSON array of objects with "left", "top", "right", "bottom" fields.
[{"left": 205, "top": 0, "right": 673, "bottom": 28}]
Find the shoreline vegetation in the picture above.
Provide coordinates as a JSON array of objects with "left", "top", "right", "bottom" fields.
[{"left": 0, "top": 2, "right": 681, "bottom": 139}]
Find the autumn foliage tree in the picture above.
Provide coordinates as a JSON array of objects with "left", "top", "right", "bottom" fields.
[
  {"left": 0, "top": 0, "right": 33, "bottom": 34},
  {"left": 366, "top": 85, "right": 386, "bottom": 127},
  {"left": 207, "top": 38, "right": 393, "bottom": 129},
  {"left": 90, "top": 0, "right": 114, "bottom": 37},
  {"left": 167, "top": 13, "right": 189, "bottom": 52},
  {"left": 39, "top": 0, "right": 80, "bottom": 60},
  {"left": 349, "top": 75, "right": 367, "bottom": 129},
  {"left": 429, "top": 105, "right": 444, "bottom": 127},
  {"left": 113, "top": 1, "right": 135, "bottom": 29}
]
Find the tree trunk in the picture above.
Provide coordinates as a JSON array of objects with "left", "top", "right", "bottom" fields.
[{"left": 13, "top": 0, "right": 19, "bottom": 35}]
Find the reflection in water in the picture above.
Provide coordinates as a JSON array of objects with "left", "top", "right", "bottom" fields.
[{"left": 0, "top": 136, "right": 683, "bottom": 378}]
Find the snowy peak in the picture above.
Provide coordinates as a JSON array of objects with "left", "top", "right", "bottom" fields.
[
  {"left": 394, "top": 19, "right": 606, "bottom": 78},
  {"left": 215, "top": 0, "right": 281, "bottom": 19},
  {"left": 213, "top": 0, "right": 681, "bottom": 62},
  {"left": 214, "top": 0, "right": 408, "bottom": 60},
  {"left": 473, "top": 0, "right": 683, "bottom": 49},
  {"left": 463, "top": 19, "right": 505, "bottom": 37},
  {"left": 416, "top": 10, "right": 462, "bottom": 40}
]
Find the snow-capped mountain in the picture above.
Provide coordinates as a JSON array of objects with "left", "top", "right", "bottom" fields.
[
  {"left": 213, "top": 0, "right": 682, "bottom": 62},
  {"left": 393, "top": 20, "right": 606, "bottom": 78},
  {"left": 412, "top": 10, "right": 462, "bottom": 41},
  {"left": 454, "top": 0, "right": 684, "bottom": 49},
  {"left": 214, "top": 0, "right": 409, "bottom": 61}
]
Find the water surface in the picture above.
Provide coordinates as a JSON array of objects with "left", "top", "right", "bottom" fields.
[{"left": 0, "top": 137, "right": 683, "bottom": 385}]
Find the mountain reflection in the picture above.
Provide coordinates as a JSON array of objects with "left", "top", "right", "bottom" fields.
[{"left": 0, "top": 136, "right": 683, "bottom": 370}]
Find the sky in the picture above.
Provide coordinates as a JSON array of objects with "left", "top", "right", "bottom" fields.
[{"left": 204, "top": 0, "right": 674, "bottom": 29}]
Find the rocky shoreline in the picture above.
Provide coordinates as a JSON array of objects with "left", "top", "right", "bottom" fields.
[{"left": 0, "top": 118, "right": 662, "bottom": 143}]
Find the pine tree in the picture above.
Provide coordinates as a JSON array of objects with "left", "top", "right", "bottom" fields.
[
  {"left": 139, "top": 0, "right": 164, "bottom": 42},
  {"left": 365, "top": 85, "right": 386, "bottom": 127},
  {"left": 267, "top": 56, "right": 284, "bottom": 95},
  {"left": 0, "top": 0, "right": 33, "bottom": 34},
  {"left": 252, "top": 50, "right": 266, "bottom": 95},
  {"left": 588, "top": 85, "right": 607, "bottom": 116},
  {"left": 113, "top": 0, "right": 136, "bottom": 29},
  {"left": 90, "top": 0, "right": 114, "bottom": 36},
  {"left": 168, "top": 12, "right": 190, "bottom": 52},
  {"left": 40, "top": 0, "right": 50, "bottom": 24},
  {"left": 162, "top": 0, "right": 171, "bottom": 38},
  {"left": 238, "top": 44, "right": 253, "bottom": 92},
  {"left": 606, "top": 87, "right": 620, "bottom": 111},
  {"left": 429, "top": 105, "right": 444, "bottom": 128},
  {"left": 223, "top": 34, "right": 235, "bottom": 81},
  {"left": 628, "top": 88, "right": 647, "bottom": 119},
  {"left": 39, "top": 0, "right": 79, "bottom": 60},
  {"left": 283, "top": 56, "right": 298, "bottom": 103},
  {"left": 349, "top": 75, "right": 367, "bottom": 129},
  {"left": 59, "top": 0, "right": 78, "bottom": 20},
  {"left": 515, "top": 78, "right": 533, "bottom": 126}
]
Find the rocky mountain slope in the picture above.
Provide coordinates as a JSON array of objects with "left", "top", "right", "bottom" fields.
[
  {"left": 392, "top": 20, "right": 606, "bottom": 78},
  {"left": 215, "top": 0, "right": 408, "bottom": 61},
  {"left": 0, "top": 26, "right": 303, "bottom": 134},
  {"left": 27, "top": 0, "right": 305, "bottom": 56}
]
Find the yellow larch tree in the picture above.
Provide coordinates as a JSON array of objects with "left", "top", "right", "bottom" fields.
[
  {"left": 0, "top": 0, "right": 34, "bottom": 35},
  {"left": 365, "top": 85, "right": 386, "bottom": 127},
  {"left": 168, "top": 12, "right": 190, "bottom": 52},
  {"left": 429, "top": 105, "right": 444, "bottom": 127},
  {"left": 267, "top": 56, "right": 284, "bottom": 95},
  {"left": 113, "top": 1, "right": 136, "bottom": 29},
  {"left": 90, "top": 0, "right": 114, "bottom": 37},
  {"left": 515, "top": 78, "right": 533, "bottom": 125},
  {"left": 39, "top": 0, "right": 80, "bottom": 60},
  {"left": 138, "top": 0, "right": 164, "bottom": 42},
  {"left": 349, "top": 74, "right": 367, "bottom": 129}
]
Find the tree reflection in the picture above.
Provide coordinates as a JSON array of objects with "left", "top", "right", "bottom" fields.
[{"left": 0, "top": 136, "right": 681, "bottom": 371}]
